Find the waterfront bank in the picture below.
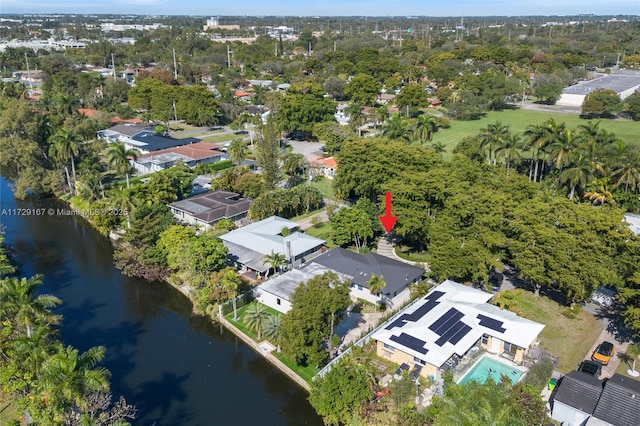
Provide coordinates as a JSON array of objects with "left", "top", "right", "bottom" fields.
[{"left": 0, "top": 176, "right": 323, "bottom": 426}]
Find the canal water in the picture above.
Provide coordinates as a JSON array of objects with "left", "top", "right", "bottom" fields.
[{"left": 0, "top": 177, "right": 323, "bottom": 426}]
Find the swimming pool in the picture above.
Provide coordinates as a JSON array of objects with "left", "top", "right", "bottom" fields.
[{"left": 458, "top": 355, "right": 525, "bottom": 385}]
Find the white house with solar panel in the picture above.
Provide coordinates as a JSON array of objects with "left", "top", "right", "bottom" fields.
[{"left": 372, "top": 280, "right": 545, "bottom": 380}]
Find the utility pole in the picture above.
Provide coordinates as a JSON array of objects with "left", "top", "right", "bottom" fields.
[
  {"left": 308, "top": 41, "right": 311, "bottom": 56},
  {"left": 111, "top": 53, "right": 116, "bottom": 81},
  {"left": 275, "top": 42, "right": 277, "bottom": 57},
  {"left": 227, "top": 45, "right": 231, "bottom": 68},
  {"left": 173, "top": 48, "right": 178, "bottom": 80},
  {"left": 172, "top": 99, "right": 178, "bottom": 122}
]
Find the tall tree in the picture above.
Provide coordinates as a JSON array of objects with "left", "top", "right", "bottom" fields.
[
  {"left": 367, "top": 274, "right": 386, "bottom": 305},
  {"left": 49, "top": 128, "right": 82, "bottom": 193},
  {"left": 221, "top": 268, "right": 243, "bottom": 320},
  {"left": 263, "top": 314, "right": 283, "bottom": 352},
  {"left": 227, "top": 138, "right": 247, "bottom": 166},
  {"left": 243, "top": 303, "right": 270, "bottom": 340},
  {"left": 0, "top": 276, "right": 61, "bottom": 338},
  {"left": 255, "top": 117, "right": 281, "bottom": 190},
  {"left": 103, "top": 142, "right": 139, "bottom": 188},
  {"left": 412, "top": 114, "right": 438, "bottom": 145},
  {"left": 479, "top": 120, "right": 510, "bottom": 166},
  {"left": 495, "top": 134, "right": 523, "bottom": 176}
]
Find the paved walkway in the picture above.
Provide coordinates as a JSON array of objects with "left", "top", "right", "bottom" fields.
[{"left": 376, "top": 234, "right": 428, "bottom": 269}]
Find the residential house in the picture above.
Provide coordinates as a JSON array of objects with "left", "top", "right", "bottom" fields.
[
  {"left": 624, "top": 213, "right": 640, "bottom": 236},
  {"left": 551, "top": 372, "right": 640, "bottom": 426},
  {"left": 377, "top": 93, "right": 396, "bottom": 105},
  {"left": 310, "top": 156, "right": 337, "bottom": 180},
  {"left": 256, "top": 247, "right": 423, "bottom": 313},
  {"left": 132, "top": 142, "right": 227, "bottom": 174},
  {"left": 219, "top": 216, "right": 325, "bottom": 275},
  {"left": 311, "top": 247, "right": 424, "bottom": 306},
  {"left": 167, "top": 190, "right": 252, "bottom": 229},
  {"left": 97, "top": 123, "right": 151, "bottom": 144},
  {"left": 256, "top": 263, "right": 351, "bottom": 314},
  {"left": 97, "top": 124, "right": 201, "bottom": 154},
  {"left": 371, "top": 280, "right": 545, "bottom": 380}
]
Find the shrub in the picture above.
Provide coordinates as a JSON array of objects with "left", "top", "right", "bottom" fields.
[{"left": 521, "top": 358, "right": 554, "bottom": 391}]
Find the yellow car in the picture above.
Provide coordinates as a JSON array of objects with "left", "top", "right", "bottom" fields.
[{"left": 592, "top": 341, "right": 615, "bottom": 365}]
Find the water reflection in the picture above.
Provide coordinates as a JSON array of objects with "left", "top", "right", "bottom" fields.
[{"left": 0, "top": 177, "right": 322, "bottom": 426}]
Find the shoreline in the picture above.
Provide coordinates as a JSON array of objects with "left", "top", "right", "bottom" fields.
[{"left": 104, "top": 219, "right": 313, "bottom": 393}]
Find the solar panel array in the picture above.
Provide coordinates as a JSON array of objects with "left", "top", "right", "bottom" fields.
[
  {"left": 390, "top": 333, "right": 428, "bottom": 354},
  {"left": 429, "top": 308, "right": 472, "bottom": 347},
  {"left": 385, "top": 291, "right": 445, "bottom": 330},
  {"left": 477, "top": 314, "right": 506, "bottom": 333}
]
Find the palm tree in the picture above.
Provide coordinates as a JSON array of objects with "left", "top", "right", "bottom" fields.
[
  {"left": 76, "top": 171, "right": 103, "bottom": 202},
  {"left": 479, "top": 120, "right": 510, "bottom": 166},
  {"left": 263, "top": 251, "right": 287, "bottom": 277},
  {"left": 584, "top": 178, "right": 615, "bottom": 206},
  {"left": 108, "top": 186, "right": 136, "bottom": 228},
  {"left": 523, "top": 121, "right": 556, "bottom": 182},
  {"left": 39, "top": 346, "right": 111, "bottom": 410},
  {"left": 281, "top": 153, "right": 307, "bottom": 186},
  {"left": 367, "top": 274, "right": 386, "bottom": 307},
  {"left": 558, "top": 153, "right": 592, "bottom": 200},
  {"left": 625, "top": 343, "right": 640, "bottom": 377},
  {"left": 495, "top": 134, "right": 523, "bottom": 176},
  {"left": 431, "top": 141, "right": 447, "bottom": 159},
  {"left": 228, "top": 138, "right": 247, "bottom": 166},
  {"left": 263, "top": 313, "right": 283, "bottom": 352},
  {"left": 243, "top": 303, "right": 271, "bottom": 340},
  {"left": 54, "top": 92, "right": 80, "bottom": 117},
  {"left": 49, "top": 128, "right": 82, "bottom": 193},
  {"left": 0, "top": 276, "right": 61, "bottom": 338},
  {"left": 347, "top": 104, "right": 367, "bottom": 137},
  {"left": 103, "top": 142, "right": 139, "bottom": 188},
  {"left": 548, "top": 129, "right": 582, "bottom": 171},
  {"left": 375, "top": 105, "right": 389, "bottom": 129},
  {"left": 12, "top": 325, "right": 57, "bottom": 378},
  {"left": 221, "top": 268, "right": 243, "bottom": 320},
  {"left": 413, "top": 114, "right": 438, "bottom": 145},
  {"left": 612, "top": 151, "right": 640, "bottom": 192},
  {"left": 382, "top": 113, "right": 411, "bottom": 142}
]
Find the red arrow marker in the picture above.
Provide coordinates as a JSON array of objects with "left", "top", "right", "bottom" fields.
[{"left": 379, "top": 191, "right": 398, "bottom": 233}]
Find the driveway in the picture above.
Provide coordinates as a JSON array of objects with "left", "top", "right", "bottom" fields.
[
  {"left": 287, "top": 140, "right": 325, "bottom": 161},
  {"left": 582, "top": 326, "right": 629, "bottom": 379}
]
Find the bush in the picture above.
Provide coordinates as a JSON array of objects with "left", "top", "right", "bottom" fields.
[{"left": 521, "top": 358, "right": 554, "bottom": 391}]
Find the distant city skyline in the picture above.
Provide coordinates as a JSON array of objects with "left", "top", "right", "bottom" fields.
[{"left": 2, "top": 0, "right": 640, "bottom": 17}]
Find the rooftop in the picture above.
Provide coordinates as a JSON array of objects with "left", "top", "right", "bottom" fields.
[
  {"left": 130, "top": 131, "right": 201, "bottom": 152},
  {"left": 562, "top": 73, "right": 640, "bottom": 96},
  {"left": 553, "top": 370, "right": 605, "bottom": 415},
  {"left": 137, "top": 142, "right": 224, "bottom": 164},
  {"left": 592, "top": 374, "right": 640, "bottom": 426},
  {"left": 168, "top": 190, "right": 252, "bottom": 225},
  {"left": 219, "top": 216, "right": 325, "bottom": 272},
  {"left": 259, "top": 263, "right": 352, "bottom": 301},
  {"left": 311, "top": 247, "right": 424, "bottom": 296},
  {"left": 372, "top": 280, "right": 545, "bottom": 368}
]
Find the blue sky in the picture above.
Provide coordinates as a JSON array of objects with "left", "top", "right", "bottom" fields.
[{"left": 2, "top": 0, "right": 639, "bottom": 17}]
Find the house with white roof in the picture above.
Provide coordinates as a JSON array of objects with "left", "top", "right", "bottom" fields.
[
  {"left": 372, "top": 280, "right": 545, "bottom": 380},
  {"left": 256, "top": 263, "right": 352, "bottom": 313},
  {"left": 219, "top": 216, "right": 325, "bottom": 275}
]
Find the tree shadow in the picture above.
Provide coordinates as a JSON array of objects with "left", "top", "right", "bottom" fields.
[
  {"left": 592, "top": 302, "right": 634, "bottom": 343},
  {"left": 134, "top": 371, "right": 192, "bottom": 425}
]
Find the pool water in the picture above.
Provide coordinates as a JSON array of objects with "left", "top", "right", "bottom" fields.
[{"left": 458, "top": 355, "right": 525, "bottom": 385}]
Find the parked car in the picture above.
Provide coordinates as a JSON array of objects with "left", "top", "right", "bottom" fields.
[
  {"left": 579, "top": 360, "right": 602, "bottom": 378},
  {"left": 592, "top": 341, "right": 615, "bottom": 365}
]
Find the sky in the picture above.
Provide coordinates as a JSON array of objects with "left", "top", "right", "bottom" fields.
[{"left": 1, "top": 0, "right": 639, "bottom": 17}]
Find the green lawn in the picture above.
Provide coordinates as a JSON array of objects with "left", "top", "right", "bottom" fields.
[
  {"left": 311, "top": 177, "right": 335, "bottom": 200},
  {"left": 273, "top": 352, "right": 319, "bottom": 383},
  {"left": 615, "top": 353, "right": 640, "bottom": 379},
  {"left": 394, "top": 245, "right": 430, "bottom": 262},
  {"left": 431, "top": 109, "right": 640, "bottom": 158},
  {"left": 200, "top": 133, "right": 248, "bottom": 144},
  {"left": 306, "top": 222, "right": 335, "bottom": 248},
  {"left": 225, "top": 301, "right": 281, "bottom": 341},
  {"left": 290, "top": 207, "right": 324, "bottom": 221},
  {"left": 225, "top": 301, "right": 319, "bottom": 382},
  {"left": 494, "top": 289, "right": 603, "bottom": 373}
]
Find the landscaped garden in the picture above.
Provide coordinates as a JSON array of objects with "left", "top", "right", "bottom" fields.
[{"left": 492, "top": 289, "right": 603, "bottom": 373}]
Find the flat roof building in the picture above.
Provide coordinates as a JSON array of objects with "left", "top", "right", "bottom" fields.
[{"left": 557, "top": 72, "right": 640, "bottom": 107}]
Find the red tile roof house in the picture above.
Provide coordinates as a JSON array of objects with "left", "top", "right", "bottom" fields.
[
  {"left": 132, "top": 142, "right": 228, "bottom": 174},
  {"left": 310, "top": 156, "right": 337, "bottom": 180}
]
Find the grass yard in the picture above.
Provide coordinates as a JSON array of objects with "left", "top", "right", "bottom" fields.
[
  {"left": 615, "top": 353, "right": 640, "bottom": 379},
  {"left": 225, "top": 301, "right": 320, "bottom": 382},
  {"left": 290, "top": 207, "right": 324, "bottom": 221},
  {"left": 431, "top": 109, "right": 640, "bottom": 158},
  {"left": 310, "top": 177, "right": 335, "bottom": 200},
  {"left": 306, "top": 222, "right": 335, "bottom": 248},
  {"left": 394, "top": 245, "right": 430, "bottom": 262},
  {"left": 494, "top": 289, "right": 603, "bottom": 373},
  {"left": 200, "top": 133, "right": 248, "bottom": 144},
  {"left": 225, "top": 301, "right": 281, "bottom": 342},
  {"left": 273, "top": 352, "right": 319, "bottom": 383}
]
